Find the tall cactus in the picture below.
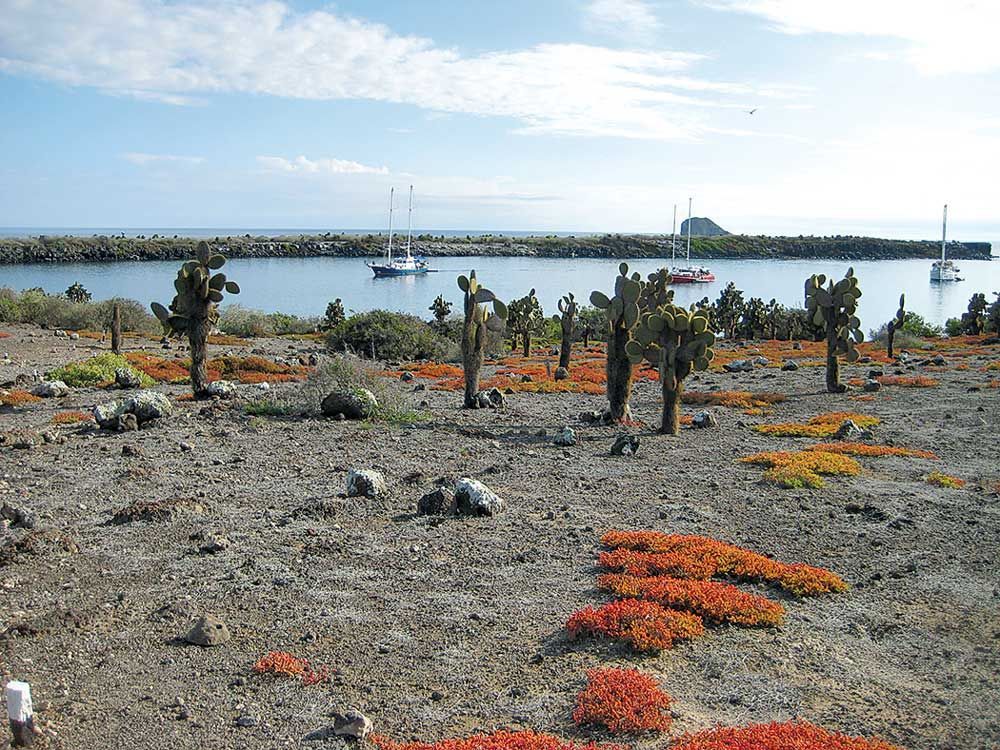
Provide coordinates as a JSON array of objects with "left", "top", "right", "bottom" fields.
[
  {"left": 886, "top": 294, "right": 905, "bottom": 359},
  {"left": 804, "top": 268, "right": 863, "bottom": 393},
  {"left": 110, "top": 302, "right": 122, "bottom": 355},
  {"left": 458, "top": 271, "right": 507, "bottom": 408},
  {"left": 626, "top": 271, "right": 716, "bottom": 434},
  {"left": 151, "top": 241, "right": 240, "bottom": 397},
  {"left": 590, "top": 263, "right": 643, "bottom": 422},
  {"left": 507, "top": 289, "right": 544, "bottom": 357},
  {"left": 553, "top": 292, "right": 578, "bottom": 370}
]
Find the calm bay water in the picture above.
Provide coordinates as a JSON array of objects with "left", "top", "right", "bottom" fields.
[{"left": 3, "top": 255, "right": 998, "bottom": 330}]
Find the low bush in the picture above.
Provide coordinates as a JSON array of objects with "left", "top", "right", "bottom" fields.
[
  {"left": 740, "top": 449, "right": 861, "bottom": 488},
  {"left": 252, "top": 651, "right": 328, "bottom": 685},
  {"left": 682, "top": 390, "right": 786, "bottom": 409},
  {"left": 49, "top": 354, "right": 154, "bottom": 388},
  {"left": 754, "top": 412, "right": 880, "bottom": 438},
  {"left": 573, "top": 667, "right": 672, "bottom": 733},
  {"left": 598, "top": 573, "right": 785, "bottom": 627},
  {"left": 671, "top": 721, "right": 904, "bottom": 750},
  {"left": 218, "top": 305, "right": 320, "bottom": 337},
  {"left": 373, "top": 731, "right": 629, "bottom": 750},
  {"left": 566, "top": 598, "right": 704, "bottom": 653},
  {"left": 52, "top": 410, "right": 93, "bottom": 425},
  {"left": 877, "top": 375, "right": 939, "bottom": 387},
  {"left": 804, "top": 442, "right": 937, "bottom": 459},
  {"left": 0, "top": 287, "right": 157, "bottom": 332},
  {"left": 0, "top": 389, "right": 42, "bottom": 407},
  {"left": 926, "top": 471, "right": 965, "bottom": 489},
  {"left": 326, "top": 310, "right": 453, "bottom": 361}
]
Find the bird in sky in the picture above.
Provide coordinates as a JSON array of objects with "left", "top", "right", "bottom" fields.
[{"left": 747, "top": 108, "right": 757, "bottom": 115}]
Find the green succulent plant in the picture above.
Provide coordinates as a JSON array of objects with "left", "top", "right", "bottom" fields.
[
  {"left": 151, "top": 241, "right": 239, "bottom": 396},
  {"left": 458, "top": 270, "right": 508, "bottom": 407},
  {"left": 886, "top": 293, "right": 905, "bottom": 359},
  {"left": 590, "top": 262, "right": 644, "bottom": 422},
  {"left": 804, "top": 268, "right": 863, "bottom": 393},
  {"left": 625, "top": 270, "right": 716, "bottom": 434},
  {"left": 552, "top": 292, "right": 578, "bottom": 370}
]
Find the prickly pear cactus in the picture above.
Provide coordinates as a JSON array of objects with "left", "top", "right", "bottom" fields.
[
  {"left": 552, "top": 292, "right": 578, "bottom": 370},
  {"left": 458, "top": 270, "right": 508, "bottom": 408},
  {"left": 804, "top": 268, "right": 863, "bottom": 393},
  {"left": 626, "top": 271, "right": 716, "bottom": 434},
  {"left": 507, "top": 289, "right": 544, "bottom": 357},
  {"left": 151, "top": 241, "right": 239, "bottom": 396},
  {"left": 886, "top": 293, "right": 905, "bottom": 359},
  {"left": 590, "top": 263, "right": 644, "bottom": 422}
]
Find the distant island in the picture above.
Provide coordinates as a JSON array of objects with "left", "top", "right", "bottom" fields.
[{"left": 0, "top": 227, "right": 992, "bottom": 264}]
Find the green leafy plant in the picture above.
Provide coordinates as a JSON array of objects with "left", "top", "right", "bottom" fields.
[
  {"left": 324, "top": 298, "right": 346, "bottom": 329},
  {"left": 429, "top": 294, "right": 452, "bottom": 324},
  {"left": 552, "top": 292, "right": 578, "bottom": 370},
  {"left": 804, "top": 268, "right": 863, "bottom": 393},
  {"left": 49, "top": 353, "right": 153, "bottom": 388},
  {"left": 458, "top": 271, "right": 507, "bottom": 407},
  {"left": 65, "top": 282, "right": 91, "bottom": 304},
  {"left": 151, "top": 241, "right": 240, "bottom": 397},
  {"left": 626, "top": 270, "right": 716, "bottom": 434},
  {"left": 590, "top": 263, "right": 644, "bottom": 422},
  {"left": 326, "top": 310, "right": 449, "bottom": 360}
]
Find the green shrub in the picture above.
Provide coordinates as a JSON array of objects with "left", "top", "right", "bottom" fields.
[
  {"left": 0, "top": 288, "right": 156, "bottom": 332},
  {"left": 218, "top": 304, "right": 272, "bottom": 337},
  {"left": 326, "top": 310, "right": 450, "bottom": 361},
  {"left": 267, "top": 311, "right": 319, "bottom": 335},
  {"left": 49, "top": 354, "right": 154, "bottom": 388},
  {"left": 901, "top": 312, "right": 942, "bottom": 337}
]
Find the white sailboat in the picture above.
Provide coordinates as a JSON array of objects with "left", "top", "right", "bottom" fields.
[
  {"left": 930, "top": 204, "right": 960, "bottom": 282},
  {"left": 368, "top": 185, "right": 429, "bottom": 277},
  {"left": 670, "top": 197, "right": 715, "bottom": 283}
]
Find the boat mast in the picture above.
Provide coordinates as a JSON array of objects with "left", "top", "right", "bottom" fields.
[
  {"left": 387, "top": 187, "right": 395, "bottom": 265},
  {"left": 941, "top": 203, "right": 948, "bottom": 262},
  {"left": 671, "top": 204, "right": 677, "bottom": 264},
  {"left": 686, "top": 196, "right": 692, "bottom": 262},
  {"left": 405, "top": 185, "right": 414, "bottom": 260}
]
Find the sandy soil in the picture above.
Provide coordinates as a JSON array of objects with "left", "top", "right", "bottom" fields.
[{"left": 0, "top": 324, "right": 998, "bottom": 750}]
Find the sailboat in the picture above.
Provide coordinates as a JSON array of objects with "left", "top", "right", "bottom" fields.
[
  {"left": 669, "top": 197, "right": 716, "bottom": 283},
  {"left": 929, "top": 204, "right": 960, "bottom": 282},
  {"left": 368, "top": 185, "right": 430, "bottom": 277}
]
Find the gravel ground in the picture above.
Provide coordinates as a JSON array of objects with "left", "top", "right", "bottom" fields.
[{"left": 0, "top": 325, "right": 998, "bottom": 750}]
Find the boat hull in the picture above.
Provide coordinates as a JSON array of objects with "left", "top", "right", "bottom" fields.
[
  {"left": 369, "top": 264, "right": 429, "bottom": 278},
  {"left": 930, "top": 261, "right": 960, "bottom": 282}
]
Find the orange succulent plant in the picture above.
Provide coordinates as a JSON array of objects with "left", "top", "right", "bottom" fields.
[
  {"left": 566, "top": 598, "right": 704, "bottom": 653},
  {"left": 573, "top": 667, "right": 673, "bottom": 733}
]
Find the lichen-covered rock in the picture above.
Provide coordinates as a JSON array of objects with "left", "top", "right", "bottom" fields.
[
  {"left": 835, "top": 419, "right": 863, "bottom": 439},
  {"left": 610, "top": 434, "right": 640, "bottom": 456},
  {"left": 417, "top": 487, "right": 456, "bottom": 515},
  {"left": 93, "top": 390, "right": 172, "bottom": 429},
  {"left": 692, "top": 411, "right": 718, "bottom": 429},
  {"left": 863, "top": 379, "right": 882, "bottom": 392},
  {"left": 332, "top": 710, "right": 373, "bottom": 740},
  {"left": 475, "top": 387, "right": 505, "bottom": 409},
  {"left": 723, "top": 359, "right": 753, "bottom": 373},
  {"left": 781, "top": 360, "right": 799, "bottom": 371},
  {"left": 206, "top": 380, "right": 237, "bottom": 399},
  {"left": 553, "top": 426, "right": 576, "bottom": 446},
  {"left": 321, "top": 388, "right": 378, "bottom": 419},
  {"left": 454, "top": 478, "right": 504, "bottom": 516},
  {"left": 346, "top": 469, "right": 386, "bottom": 498},
  {"left": 554, "top": 366, "right": 569, "bottom": 381},
  {"left": 114, "top": 367, "right": 142, "bottom": 389},
  {"left": 31, "top": 380, "right": 69, "bottom": 398}
]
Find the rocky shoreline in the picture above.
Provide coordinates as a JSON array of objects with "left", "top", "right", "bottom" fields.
[{"left": 0, "top": 233, "right": 992, "bottom": 264}]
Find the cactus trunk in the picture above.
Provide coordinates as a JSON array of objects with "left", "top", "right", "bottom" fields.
[
  {"left": 462, "top": 316, "right": 483, "bottom": 407},
  {"left": 606, "top": 325, "right": 633, "bottom": 422},
  {"left": 522, "top": 335, "right": 530, "bottom": 358},
  {"left": 189, "top": 315, "right": 211, "bottom": 397},
  {"left": 886, "top": 321, "right": 896, "bottom": 359},
  {"left": 558, "top": 336, "right": 571, "bottom": 370},
  {"left": 661, "top": 372, "right": 682, "bottom": 435},
  {"left": 110, "top": 302, "right": 122, "bottom": 355},
  {"left": 825, "top": 324, "right": 843, "bottom": 393}
]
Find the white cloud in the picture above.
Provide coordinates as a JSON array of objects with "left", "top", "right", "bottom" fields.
[
  {"left": 706, "top": 1, "right": 1000, "bottom": 74},
  {"left": 257, "top": 156, "right": 389, "bottom": 175},
  {"left": 123, "top": 152, "right": 204, "bottom": 165},
  {"left": 583, "top": 0, "right": 661, "bottom": 42},
  {"left": 0, "top": 0, "right": 803, "bottom": 141}
]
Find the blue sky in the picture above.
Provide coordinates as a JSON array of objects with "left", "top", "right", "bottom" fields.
[{"left": 1, "top": 0, "right": 998, "bottom": 239}]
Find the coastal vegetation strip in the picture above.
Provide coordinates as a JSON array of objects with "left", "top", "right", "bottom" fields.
[{"left": 0, "top": 231, "right": 991, "bottom": 264}]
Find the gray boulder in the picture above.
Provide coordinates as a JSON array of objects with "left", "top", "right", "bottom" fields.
[
  {"left": 781, "top": 360, "right": 799, "bottom": 372},
  {"left": 863, "top": 379, "right": 882, "bottom": 392},
  {"left": 183, "top": 615, "right": 231, "bottom": 647},
  {"left": 554, "top": 366, "right": 569, "bottom": 381},
  {"left": 417, "top": 487, "right": 456, "bottom": 516},
  {"left": 454, "top": 478, "right": 504, "bottom": 516},
  {"left": 31, "top": 380, "right": 69, "bottom": 398},
  {"left": 475, "top": 387, "right": 505, "bottom": 409},
  {"left": 723, "top": 359, "right": 753, "bottom": 373},
  {"left": 114, "top": 367, "right": 142, "bottom": 389},
  {"left": 321, "top": 388, "right": 378, "bottom": 419},
  {"left": 610, "top": 434, "right": 640, "bottom": 456},
  {"left": 346, "top": 469, "right": 386, "bottom": 498},
  {"left": 835, "top": 419, "right": 863, "bottom": 439},
  {"left": 93, "top": 390, "right": 172, "bottom": 430}
]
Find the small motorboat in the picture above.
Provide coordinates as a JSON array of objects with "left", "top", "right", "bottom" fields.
[{"left": 368, "top": 185, "right": 430, "bottom": 277}]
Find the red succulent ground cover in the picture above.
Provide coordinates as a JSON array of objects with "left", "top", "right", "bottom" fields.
[
  {"left": 804, "top": 442, "right": 937, "bottom": 459},
  {"left": 670, "top": 720, "right": 904, "bottom": 750},
  {"left": 373, "top": 731, "right": 629, "bottom": 750},
  {"left": 252, "top": 651, "right": 329, "bottom": 685},
  {"left": 573, "top": 667, "right": 673, "bottom": 734},
  {"left": 0, "top": 389, "right": 42, "bottom": 407},
  {"left": 598, "top": 573, "right": 785, "bottom": 627},
  {"left": 600, "top": 531, "right": 847, "bottom": 597},
  {"left": 566, "top": 598, "right": 704, "bottom": 653},
  {"left": 126, "top": 353, "right": 310, "bottom": 384},
  {"left": 52, "top": 410, "right": 93, "bottom": 425}
]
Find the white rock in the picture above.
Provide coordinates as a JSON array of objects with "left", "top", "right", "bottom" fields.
[
  {"left": 206, "top": 380, "right": 237, "bottom": 399},
  {"left": 31, "top": 380, "right": 69, "bottom": 398},
  {"left": 553, "top": 426, "right": 576, "bottom": 446},
  {"left": 346, "top": 469, "right": 386, "bottom": 498}
]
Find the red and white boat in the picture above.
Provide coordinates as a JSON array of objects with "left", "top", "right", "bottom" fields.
[{"left": 668, "top": 197, "right": 715, "bottom": 283}]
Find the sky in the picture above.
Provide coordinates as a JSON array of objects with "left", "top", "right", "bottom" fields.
[{"left": 0, "top": 0, "right": 998, "bottom": 239}]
